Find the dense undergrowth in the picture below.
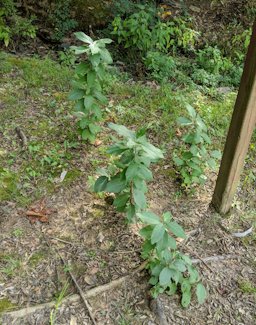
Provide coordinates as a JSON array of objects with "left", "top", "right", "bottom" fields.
[{"left": 0, "top": 49, "right": 240, "bottom": 205}]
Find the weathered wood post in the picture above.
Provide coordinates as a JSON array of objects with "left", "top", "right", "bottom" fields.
[{"left": 212, "top": 20, "right": 256, "bottom": 214}]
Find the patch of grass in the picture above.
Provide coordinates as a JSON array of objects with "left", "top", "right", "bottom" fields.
[
  {"left": 11, "top": 228, "right": 24, "bottom": 237},
  {"left": 239, "top": 280, "right": 256, "bottom": 294},
  {"left": 0, "top": 298, "right": 16, "bottom": 313},
  {"left": 28, "top": 251, "right": 48, "bottom": 266},
  {"left": 0, "top": 254, "right": 21, "bottom": 277}
]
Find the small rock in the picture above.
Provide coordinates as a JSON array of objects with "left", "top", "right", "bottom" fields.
[{"left": 189, "top": 5, "right": 200, "bottom": 13}]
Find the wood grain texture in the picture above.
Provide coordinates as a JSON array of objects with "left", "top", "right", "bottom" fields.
[{"left": 212, "top": 20, "right": 256, "bottom": 214}]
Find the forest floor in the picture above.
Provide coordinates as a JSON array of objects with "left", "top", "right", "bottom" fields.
[{"left": 0, "top": 52, "right": 255, "bottom": 325}]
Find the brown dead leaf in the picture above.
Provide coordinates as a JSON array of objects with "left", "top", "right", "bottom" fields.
[
  {"left": 25, "top": 199, "right": 55, "bottom": 224},
  {"left": 94, "top": 139, "right": 102, "bottom": 147}
]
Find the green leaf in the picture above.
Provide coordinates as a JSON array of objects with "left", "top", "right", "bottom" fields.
[
  {"left": 174, "top": 260, "right": 187, "bottom": 272},
  {"left": 69, "top": 89, "right": 84, "bottom": 100},
  {"left": 137, "top": 211, "right": 160, "bottom": 225},
  {"left": 107, "top": 144, "right": 127, "bottom": 155},
  {"left": 141, "top": 239, "right": 155, "bottom": 258},
  {"left": 84, "top": 95, "right": 94, "bottom": 109},
  {"left": 88, "top": 123, "right": 101, "bottom": 135},
  {"left": 109, "top": 123, "right": 135, "bottom": 139},
  {"left": 181, "top": 279, "right": 191, "bottom": 293},
  {"left": 89, "top": 42, "right": 100, "bottom": 55},
  {"left": 126, "top": 162, "right": 139, "bottom": 181},
  {"left": 139, "top": 225, "right": 153, "bottom": 239},
  {"left": 71, "top": 45, "right": 88, "bottom": 55},
  {"left": 208, "top": 158, "right": 217, "bottom": 169},
  {"left": 173, "top": 156, "right": 184, "bottom": 166},
  {"left": 201, "top": 132, "right": 211, "bottom": 144},
  {"left": 187, "top": 265, "right": 199, "bottom": 284},
  {"left": 74, "top": 32, "right": 93, "bottom": 44},
  {"left": 181, "top": 254, "right": 192, "bottom": 265},
  {"left": 81, "top": 129, "right": 95, "bottom": 142},
  {"left": 133, "top": 178, "right": 148, "bottom": 193},
  {"left": 190, "top": 145, "right": 199, "bottom": 156},
  {"left": 159, "top": 267, "right": 172, "bottom": 286},
  {"left": 181, "top": 290, "right": 191, "bottom": 308},
  {"left": 79, "top": 118, "right": 88, "bottom": 129},
  {"left": 211, "top": 150, "right": 221, "bottom": 159},
  {"left": 186, "top": 104, "right": 197, "bottom": 118},
  {"left": 151, "top": 224, "right": 165, "bottom": 244},
  {"left": 100, "top": 49, "right": 113, "bottom": 64},
  {"left": 166, "top": 283, "right": 177, "bottom": 296},
  {"left": 138, "top": 165, "right": 153, "bottom": 180},
  {"left": 133, "top": 188, "right": 147, "bottom": 209},
  {"left": 87, "top": 71, "right": 96, "bottom": 88},
  {"left": 177, "top": 117, "right": 192, "bottom": 126},
  {"left": 94, "top": 176, "right": 108, "bottom": 192},
  {"left": 97, "top": 38, "right": 112, "bottom": 45},
  {"left": 167, "top": 221, "right": 186, "bottom": 238},
  {"left": 106, "top": 177, "right": 126, "bottom": 193},
  {"left": 141, "top": 142, "right": 164, "bottom": 161},
  {"left": 163, "top": 212, "right": 172, "bottom": 223},
  {"left": 126, "top": 204, "right": 136, "bottom": 222},
  {"left": 113, "top": 193, "right": 130, "bottom": 209},
  {"left": 167, "top": 236, "right": 177, "bottom": 249},
  {"left": 75, "top": 62, "right": 90, "bottom": 75},
  {"left": 196, "top": 283, "right": 207, "bottom": 304}
]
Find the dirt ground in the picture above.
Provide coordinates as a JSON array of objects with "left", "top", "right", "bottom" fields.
[{"left": 0, "top": 164, "right": 255, "bottom": 324}]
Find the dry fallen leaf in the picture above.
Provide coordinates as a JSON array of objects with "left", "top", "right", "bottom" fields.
[
  {"left": 25, "top": 198, "right": 55, "bottom": 224},
  {"left": 94, "top": 139, "right": 102, "bottom": 147}
]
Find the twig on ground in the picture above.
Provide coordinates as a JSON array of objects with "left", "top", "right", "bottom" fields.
[
  {"left": 58, "top": 254, "right": 97, "bottom": 325},
  {"left": 191, "top": 254, "right": 237, "bottom": 264},
  {"left": 49, "top": 237, "right": 74, "bottom": 245},
  {"left": 39, "top": 231, "right": 97, "bottom": 325},
  {"left": 15, "top": 127, "right": 28, "bottom": 147},
  {"left": 2, "top": 261, "right": 147, "bottom": 320},
  {"left": 2, "top": 254, "right": 237, "bottom": 321},
  {"left": 186, "top": 246, "right": 214, "bottom": 272}
]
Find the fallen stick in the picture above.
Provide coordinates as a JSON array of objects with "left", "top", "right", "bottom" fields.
[
  {"left": 26, "top": 211, "right": 47, "bottom": 218},
  {"left": 1, "top": 254, "right": 237, "bottom": 321},
  {"left": 2, "top": 262, "right": 147, "bottom": 320},
  {"left": 58, "top": 255, "right": 97, "bottom": 325},
  {"left": 191, "top": 254, "right": 237, "bottom": 264},
  {"left": 15, "top": 127, "right": 28, "bottom": 147},
  {"left": 40, "top": 231, "right": 97, "bottom": 325}
]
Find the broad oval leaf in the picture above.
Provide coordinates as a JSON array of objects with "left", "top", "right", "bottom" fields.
[
  {"left": 186, "top": 104, "right": 197, "bottom": 118},
  {"left": 151, "top": 224, "right": 165, "bottom": 244},
  {"left": 137, "top": 211, "right": 160, "bottom": 225},
  {"left": 105, "top": 177, "right": 126, "bottom": 193},
  {"left": 113, "top": 193, "right": 130, "bottom": 209},
  {"left": 177, "top": 116, "right": 192, "bottom": 126},
  {"left": 196, "top": 283, "right": 207, "bottom": 304},
  {"left": 167, "top": 221, "right": 186, "bottom": 239},
  {"left": 68, "top": 88, "right": 84, "bottom": 101},
  {"left": 133, "top": 188, "right": 147, "bottom": 209},
  {"left": 75, "top": 32, "right": 93, "bottom": 44},
  {"left": 181, "top": 290, "right": 191, "bottom": 308},
  {"left": 109, "top": 123, "right": 135, "bottom": 139},
  {"left": 159, "top": 267, "right": 172, "bottom": 286},
  {"left": 94, "top": 176, "right": 108, "bottom": 192}
]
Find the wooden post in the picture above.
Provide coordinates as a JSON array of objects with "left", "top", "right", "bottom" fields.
[{"left": 212, "top": 21, "right": 256, "bottom": 214}]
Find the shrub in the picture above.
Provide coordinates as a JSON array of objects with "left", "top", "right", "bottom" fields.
[
  {"left": 47, "top": 0, "right": 78, "bottom": 41},
  {"left": 111, "top": 5, "right": 197, "bottom": 56},
  {"left": 144, "top": 51, "right": 176, "bottom": 82},
  {"left": 0, "top": 0, "right": 36, "bottom": 46},
  {"left": 173, "top": 104, "right": 221, "bottom": 188},
  {"left": 69, "top": 32, "right": 112, "bottom": 142},
  {"left": 94, "top": 123, "right": 207, "bottom": 306},
  {"left": 191, "top": 68, "right": 219, "bottom": 88},
  {"left": 94, "top": 123, "right": 164, "bottom": 222}
]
